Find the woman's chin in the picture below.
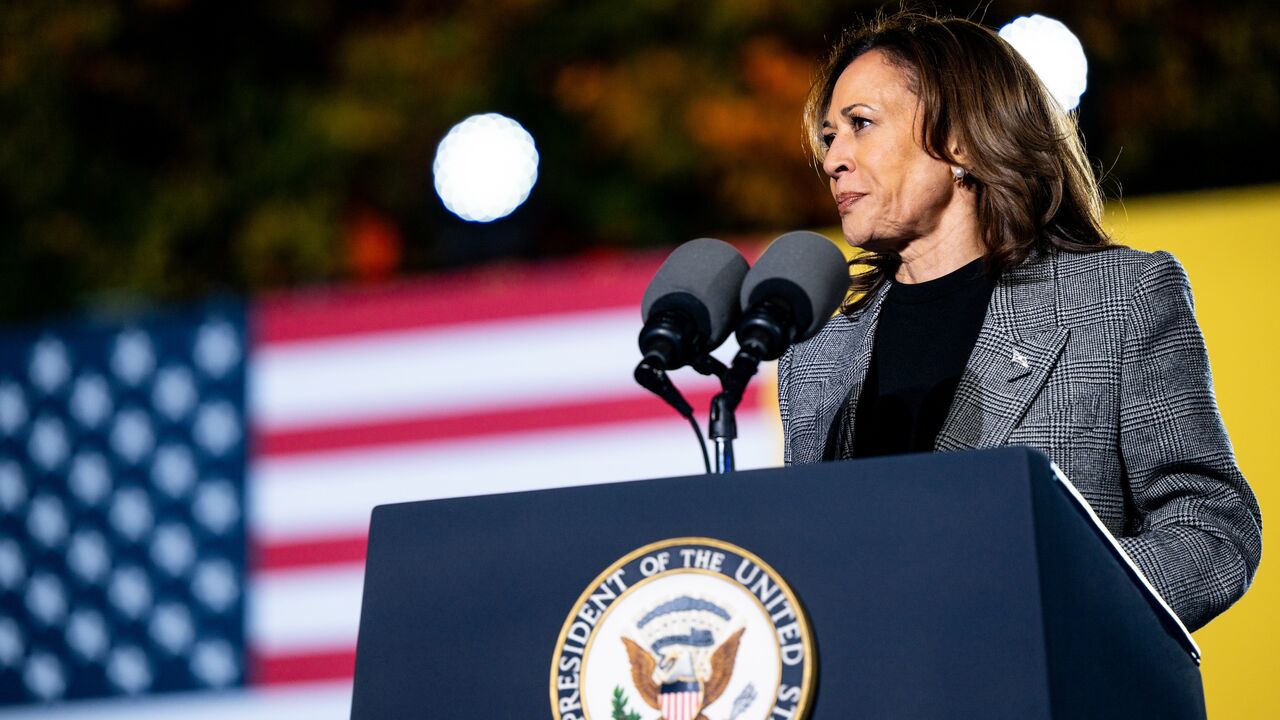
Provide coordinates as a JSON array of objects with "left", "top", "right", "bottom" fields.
[
  {"left": 841, "top": 228, "right": 886, "bottom": 254},
  {"left": 839, "top": 219, "right": 868, "bottom": 249}
]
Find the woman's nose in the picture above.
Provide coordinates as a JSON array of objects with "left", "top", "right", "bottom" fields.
[{"left": 822, "top": 135, "right": 852, "bottom": 179}]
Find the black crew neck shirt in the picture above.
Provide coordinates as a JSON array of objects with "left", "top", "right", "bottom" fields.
[{"left": 837, "top": 257, "right": 996, "bottom": 459}]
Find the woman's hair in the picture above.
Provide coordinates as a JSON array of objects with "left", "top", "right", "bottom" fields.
[{"left": 805, "top": 10, "right": 1113, "bottom": 313}]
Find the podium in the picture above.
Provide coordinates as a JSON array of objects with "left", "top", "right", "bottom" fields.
[{"left": 350, "top": 447, "right": 1204, "bottom": 719}]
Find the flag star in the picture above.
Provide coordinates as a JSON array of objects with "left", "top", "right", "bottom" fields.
[
  {"left": 110, "top": 329, "right": 156, "bottom": 386},
  {"left": 194, "top": 400, "right": 241, "bottom": 456},
  {"left": 149, "top": 603, "right": 195, "bottom": 655},
  {"left": 193, "top": 480, "right": 240, "bottom": 535},
  {"left": 0, "top": 461, "right": 27, "bottom": 513},
  {"left": 0, "top": 617, "right": 23, "bottom": 667},
  {"left": 28, "top": 415, "right": 70, "bottom": 471},
  {"left": 27, "top": 494, "right": 68, "bottom": 549},
  {"left": 192, "top": 559, "right": 239, "bottom": 613},
  {"left": 25, "top": 572, "right": 68, "bottom": 626},
  {"left": 150, "top": 523, "right": 196, "bottom": 577},
  {"left": 66, "top": 609, "right": 109, "bottom": 662},
  {"left": 110, "top": 408, "right": 155, "bottom": 464},
  {"left": 109, "top": 487, "right": 154, "bottom": 542},
  {"left": 106, "top": 645, "right": 152, "bottom": 695},
  {"left": 152, "top": 365, "right": 197, "bottom": 421},
  {"left": 194, "top": 320, "right": 241, "bottom": 379},
  {"left": 70, "top": 373, "right": 113, "bottom": 428},
  {"left": 69, "top": 451, "right": 113, "bottom": 507},
  {"left": 151, "top": 444, "right": 197, "bottom": 498},
  {"left": 0, "top": 381, "right": 28, "bottom": 435},
  {"left": 23, "top": 651, "right": 67, "bottom": 701},
  {"left": 191, "top": 638, "right": 239, "bottom": 687},
  {"left": 67, "top": 529, "right": 111, "bottom": 584},
  {"left": 108, "top": 565, "right": 153, "bottom": 620},
  {"left": 29, "top": 337, "right": 71, "bottom": 394},
  {"left": 0, "top": 538, "right": 25, "bottom": 590}
]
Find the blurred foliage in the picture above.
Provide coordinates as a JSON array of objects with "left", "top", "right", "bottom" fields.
[{"left": 0, "top": 0, "right": 1277, "bottom": 322}]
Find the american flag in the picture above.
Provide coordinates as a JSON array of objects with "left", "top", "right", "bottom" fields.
[{"left": 0, "top": 251, "right": 780, "bottom": 718}]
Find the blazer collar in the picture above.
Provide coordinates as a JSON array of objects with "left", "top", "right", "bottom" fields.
[{"left": 789, "top": 249, "right": 1068, "bottom": 463}]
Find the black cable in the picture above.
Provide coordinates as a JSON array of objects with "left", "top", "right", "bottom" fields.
[
  {"left": 635, "top": 358, "right": 711, "bottom": 473},
  {"left": 687, "top": 413, "right": 711, "bottom": 474}
]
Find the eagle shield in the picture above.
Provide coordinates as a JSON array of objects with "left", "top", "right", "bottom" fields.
[{"left": 621, "top": 596, "right": 744, "bottom": 720}]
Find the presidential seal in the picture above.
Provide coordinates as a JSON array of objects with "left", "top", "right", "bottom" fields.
[{"left": 551, "top": 538, "right": 815, "bottom": 720}]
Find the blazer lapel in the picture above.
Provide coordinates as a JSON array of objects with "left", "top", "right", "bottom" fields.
[
  {"left": 786, "top": 282, "right": 889, "bottom": 464},
  {"left": 934, "top": 250, "right": 1068, "bottom": 451}
]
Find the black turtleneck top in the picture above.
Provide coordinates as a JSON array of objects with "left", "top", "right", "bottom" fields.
[{"left": 837, "top": 256, "right": 996, "bottom": 459}]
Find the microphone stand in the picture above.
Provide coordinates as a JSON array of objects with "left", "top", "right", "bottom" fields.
[
  {"left": 708, "top": 393, "right": 735, "bottom": 473},
  {"left": 697, "top": 297, "right": 790, "bottom": 473},
  {"left": 692, "top": 350, "right": 763, "bottom": 474}
]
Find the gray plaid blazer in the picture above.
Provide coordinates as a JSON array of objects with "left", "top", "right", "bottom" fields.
[{"left": 777, "top": 246, "right": 1262, "bottom": 631}]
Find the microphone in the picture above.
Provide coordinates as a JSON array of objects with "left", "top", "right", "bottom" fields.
[
  {"left": 638, "top": 238, "right": 749, "bottom": 371},
  {"left": 636, "top": 238, "right": 748, "bottom": 472},
  {"left": 735, "top": 231, "right": 848, "bottom": 362}
]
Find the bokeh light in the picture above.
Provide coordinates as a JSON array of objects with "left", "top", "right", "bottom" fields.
[
  {"left": 432, "top": 113, "right": 539, "bottom": 223},
  {"left": 998, "top": 14, "right": 1088, "bottom": 112}
]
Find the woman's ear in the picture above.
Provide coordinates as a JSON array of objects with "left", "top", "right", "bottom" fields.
[{"left": 947, "top": 137, "right": 972, "bottom": 186}]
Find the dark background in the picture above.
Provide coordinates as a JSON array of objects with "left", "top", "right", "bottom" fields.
[{"left": 2, "top": 0, "right": 1277, "bottom": 323}]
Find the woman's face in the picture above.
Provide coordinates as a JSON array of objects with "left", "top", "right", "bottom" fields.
[{"left": 821, "top": 50, "right": 959, "bottom": 252}]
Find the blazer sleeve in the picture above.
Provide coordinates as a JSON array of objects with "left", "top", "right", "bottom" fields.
[{"left": 1114, "top": 250, "right": 1262, "bottom": 631}]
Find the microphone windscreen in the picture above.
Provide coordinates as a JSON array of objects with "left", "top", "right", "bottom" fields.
[
  {"left": 642, "top": 238, "right": 749, "bottom": 348},
  {"left": 740, "top": 231, "right": 848, "bottom": 341}
]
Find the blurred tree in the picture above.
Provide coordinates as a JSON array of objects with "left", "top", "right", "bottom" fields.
[{"left": 0, "top": 0, "right": 1276, "bottom": 323}]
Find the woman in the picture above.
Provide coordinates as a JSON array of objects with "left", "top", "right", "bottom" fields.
[{"left": 777, "top": 11, "right": 1261, "bottom": 632}]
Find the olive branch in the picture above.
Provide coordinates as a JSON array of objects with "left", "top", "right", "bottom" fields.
[{"left": 611, "top": 685, "right": 643, "bottom": 720}]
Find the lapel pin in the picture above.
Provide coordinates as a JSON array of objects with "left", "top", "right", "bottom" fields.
[{"left": 1011, "top": 350, "right": 1030, "bottom": 370}]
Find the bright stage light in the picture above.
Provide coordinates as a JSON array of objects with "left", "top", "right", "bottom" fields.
[
  {"left": 998, "top": 14, "right": 1088, "bottom": 112},
  {"left": 432, "top": 113, "right": 539, "bottom": 223}
]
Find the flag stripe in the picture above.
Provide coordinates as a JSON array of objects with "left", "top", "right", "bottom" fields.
[
  {"left": 249, "top": 413, "right": 779, "bottom": 544},
  {"left": 250, "top": 308, "right": 690, "bottom": 432},
  {"left": 249, "top": 566, "right": 366, "bottom": 654},
  {"left": 256, "top": 387, "right": 743, "bottom": 457},
  {"left": 255, "top": 535, "right": 369, "bottom": 571},
  {"left": 251, "top": 650, "right": 358, "bottom": 686},
  {"left": 256, "top": 255, "right": 665, "bottom": 344}
]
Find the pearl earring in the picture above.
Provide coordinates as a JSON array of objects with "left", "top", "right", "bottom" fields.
[{"left": 951, "top": 165, "right": 967, "bottom": 183}]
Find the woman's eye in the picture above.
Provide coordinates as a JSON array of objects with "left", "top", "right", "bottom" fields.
[
  {"left": 821, "top": 133, "right": 836, "bottom": 148},
  {"left": 850, "top": 116, "right": 871, "bottom": 131}
]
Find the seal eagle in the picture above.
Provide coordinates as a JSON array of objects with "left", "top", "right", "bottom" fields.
[{"left": 621, "top": 627, "right": 745, "bottom": 720}]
